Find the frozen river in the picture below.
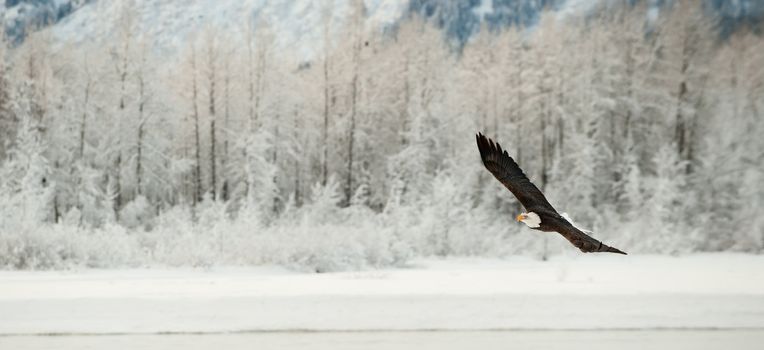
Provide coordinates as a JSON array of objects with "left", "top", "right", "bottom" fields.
[
  {"left": 2, "top": 254, "right": 764, "bottom": 349},
  {"left": 3, "top": 330, "right": 764, "bottom": 350}
]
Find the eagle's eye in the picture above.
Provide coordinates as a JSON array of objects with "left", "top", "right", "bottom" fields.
[{"left": 516, "top": 214, "right": 525, "bottom": 222}]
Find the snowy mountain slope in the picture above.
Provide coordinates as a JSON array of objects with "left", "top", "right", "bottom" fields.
[
  {"left": 1, "top": 0, "right": 89, "bottom": 44},
  {"left": 49, "top": 0, "right": 408, "bottom": 58},
  {"left": 21, "top": 0, "right": 764, "bottom": 57}
]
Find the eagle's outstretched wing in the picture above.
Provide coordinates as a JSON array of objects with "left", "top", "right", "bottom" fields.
[
  {"left": 476, "top": 133, "right": 556, "bottom": 214},
  {"left": 556, "top": 220, "right": 627, "bottom": 254}
]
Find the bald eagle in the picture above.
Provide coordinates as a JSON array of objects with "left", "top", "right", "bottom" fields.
[{"left": 476, "top": 133, "right": 626, "bottom": 255}]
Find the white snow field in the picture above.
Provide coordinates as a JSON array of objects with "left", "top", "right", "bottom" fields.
[
  {"left": 1, "top": 254, "right": 764, "bottom": 349},
  {"left": 3, "top": 330, "right": 764, "bottom": 350}
]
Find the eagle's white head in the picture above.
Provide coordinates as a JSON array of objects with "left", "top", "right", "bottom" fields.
[{"left": 516, "top": 212, "right": 541, "bottom": 228}]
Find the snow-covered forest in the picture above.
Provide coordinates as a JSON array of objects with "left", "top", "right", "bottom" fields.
[{"left": 0, "top": 0, "right": 762, "bottom": 270}]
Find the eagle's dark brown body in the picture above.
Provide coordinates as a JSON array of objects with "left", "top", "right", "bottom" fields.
[{"left": 476, "top": 133, "right": 626, "bottom": 255}]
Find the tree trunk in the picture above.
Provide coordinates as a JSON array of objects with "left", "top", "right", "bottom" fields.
[
  {"left": 322, "top": 43, "right": 330, "bottom": 186},
  {"left": 114, "top": 45, "right": 128, "bottom": 215},
  {"left": 294, "top": 108, "right": 302, "bottom": 206},
  {"left": 540, "top": 96, "right": 548, "bottom": 191},
  {"left": 222, "top": 59, "right": 231, "bottom": 201},
  {"left": 210, "top": 119, "right": 217, "bottom": 200},
  {"left": 191, "top": 53, "right": 202, "bottom": 206},
  {"left": 136, "top": 75, "right": 145, "bottom": 197},
  {"left": 209, "top": 95, "right": 216, "bottom": 198},
  {"left": 514, "top": 47, "right": 524, "bottom": 215},
  {"left": 79, "top": 81, "right": 90, "bottom": 159},
  {"left": 623, "top": 38, "right": 634, "bottom": 138},
  {"left": 346, "top": 3, "right": 362, "bottom": 204},
  {"left": 136, "top": 120, "right": 144, "bottom": 196},
  {"left": 675, "top": 38, "right": 690, "bottom": 160},
  {"left": 247, "top": 28, "right": 256, "bottom": 130}
]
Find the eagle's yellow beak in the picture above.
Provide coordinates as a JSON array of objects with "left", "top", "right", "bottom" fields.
[{"left": 516, "top": 214, "right": 524, "bottom": 222}]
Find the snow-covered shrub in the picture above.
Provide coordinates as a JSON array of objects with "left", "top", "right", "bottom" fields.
[
  {"left": 640, "top": 145, "right": 688, "bottom": 253},
  {"left": 304, "top": 177, "right": 344, "bottom": 225},
  {"left": 147, "top": 205, "right": 217, "bottom": 267},
  {"left": 119, "top": 195, "right": 154, "bottom": 229},
  {"left": 0, "top": 224, "right": 138, "bottom": 269}
]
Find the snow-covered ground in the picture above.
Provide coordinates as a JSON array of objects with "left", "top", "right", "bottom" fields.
[
  {"left": 2, "top": 254, "right": 764, "bottom": 348},
  {"left": 2, "top": 254, "right": 764, "bottom": 336},
  {"left": 3, "top": 330, "right": 764, "bottom": 350}
]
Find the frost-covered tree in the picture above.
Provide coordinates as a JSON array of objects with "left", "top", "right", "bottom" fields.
[
  {"left": 175, "top": 40, "right": 205, "bottom": 208},
  {"left": 0, "top": 81, "right": 54, "bottom": 229},
  {"left": 0, "top": 36, "right": 14, "bottom": 163},
  {"left": 1, "top": 1, "right": 762, "bottom": 269}
]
